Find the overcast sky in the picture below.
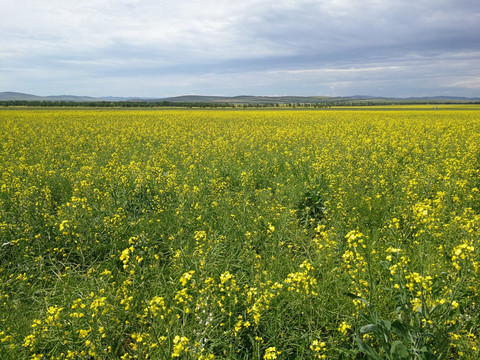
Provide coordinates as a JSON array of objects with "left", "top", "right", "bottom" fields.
[{"left": 1, "top": 0, "right": 479, "bottom": 97}]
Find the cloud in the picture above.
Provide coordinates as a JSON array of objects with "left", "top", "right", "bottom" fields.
[
  {"left": 450, "top": 78, "right": 480, "bottom": 89},
  {"left": 0, "top": 0, "right": 479, "bottom": 96}
]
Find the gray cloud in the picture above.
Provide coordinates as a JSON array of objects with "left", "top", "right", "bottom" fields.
[{"left": 1, "top": 0, "right": 479, "bottom": 96}]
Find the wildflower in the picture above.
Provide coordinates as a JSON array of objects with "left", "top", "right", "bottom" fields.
[
  {"left": 411, "top": 298, "right": 422, "bottom": 312},
  {"left": 180, "top": 271, "right": 195, "bottom": 286},
  {"left": 120, "top": 247, "right": 133, "bottom": 269},
  {"left": 267, "top": 223, "right": 275, "bottom": 234},
  {"left": 79, "top": 328, "right": 90, "bottom": 338},
  {"left": 338, "top": 321, "right": 352, "bottom": 335},
  {"left": 171, "top": 335, "right": 189, "bottom": 357},
  {"left": 264, "top": 347, "right": 281, "bottom": 359},
  {"left": 59, "top": 220, "right": 69, "bottom": 231},
  {"left": 310, "top": 339, "right": 327, "bottom": 359},
  {"left": 220, "top": 271, "right": 233, "bottom": 284}
]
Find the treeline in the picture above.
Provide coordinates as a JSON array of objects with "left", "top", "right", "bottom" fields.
[
  {"left": 245, "top": 103, "right": 332, "bottom": 108},
  {"left": 0, "top": 100, "right": 333, "bottom": 108},
  {"left": 0, "top": 100, "right": 237, "bottom": 108},
  {"left": 0, "top": 100, "right": 334, "bottom": 108},
  {"left": 1, "top": 100, "right": 478, "bottom": 108}
]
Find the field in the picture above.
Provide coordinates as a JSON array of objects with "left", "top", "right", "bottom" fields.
[{"left": 1, "top": 107, "right": 479, "bottom": 359}]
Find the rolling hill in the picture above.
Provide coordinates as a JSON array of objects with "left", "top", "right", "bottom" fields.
[{"left": 1, "top": 91, "right": 479, "bottom": 105}]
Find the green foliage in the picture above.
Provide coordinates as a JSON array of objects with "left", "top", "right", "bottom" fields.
[{"left": 297, "top": 189, "right": 326, "bottom": 228}]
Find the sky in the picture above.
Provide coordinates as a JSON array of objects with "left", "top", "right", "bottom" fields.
[{"left": 1, "top": 0, "right": 479, "bottom": 98}]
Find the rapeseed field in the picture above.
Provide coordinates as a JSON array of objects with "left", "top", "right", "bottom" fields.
[{"left": 0, "top": 107, "right": 479, "bottom": 359}]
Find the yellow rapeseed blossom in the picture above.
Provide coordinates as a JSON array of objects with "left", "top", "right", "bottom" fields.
[
  {"left": 171, "top": 335, "right": 189, "bottom": 357},
  {"left": 310, "top": 339, "right": 327, "bottom": 359},
  {"left": 263, "top": 346, "right": 281, "bottom": 359}
]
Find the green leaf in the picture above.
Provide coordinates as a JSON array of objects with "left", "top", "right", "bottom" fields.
[
  {"left": 391, "top": 320, "right": 409, "bottom": 341},
  {"left": 419, "top": 346, "right": 436, "bottom": 360},
  {"left": 354, "top": 338, "right": 383, "bottom": 360},
  {"left": 390, "top": 340, "right": 409, "bottom": 359},
  {"left": 360, "top": 324, "right": 377, "bottom": 334},
  {"left": 379, "top": 319, "right": 391, "bottom": 332}
]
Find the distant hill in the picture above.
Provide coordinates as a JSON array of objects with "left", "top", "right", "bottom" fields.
[
  {"left": 0, "top": 92, "right": 46, "bottom": 101},
  {"left": 152, "top": 95, "right": 336, "bottom": 104},
  {"left": 1, "top": 91, "right": 479, "bottom": 104},
  {"left": 152, "top": 94, "right": 480, "bottom": 105},
  {"left": 0, "top": 92, "right": 100, "bottom": 102},
  {"left": 44, "top": 95, "right": 100, "bottom": 101}
]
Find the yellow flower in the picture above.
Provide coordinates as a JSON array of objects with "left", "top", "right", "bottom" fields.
[
  {"left": 171, "top": 335, "right": 189, "bottom": 357},
  {"left": 338, "top": 321, "right": 352, "bottom": 335},
  {"left": 264, "top": 347, "right": 281, "bottom": 359},
  {"left": 79, "top": 328, "right": 90, "bottom": 338},
  {"left": 179, "top": 271, "right": 195, "bottom": 286},
  {"left": 310, "top": 339, "right": 327, "bottom": 359}
]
